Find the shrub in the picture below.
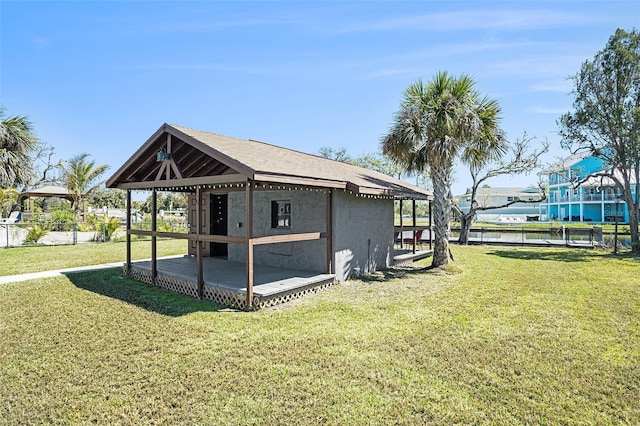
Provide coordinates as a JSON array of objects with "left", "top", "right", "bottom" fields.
[
  {"left": 49, "top": 209, "right": 78, "bottom": 231},
  {"left": 87, "top": 214, "right": 122, "bottom": 241},
  {"left": 101, "top": 217, "right": 122, "bottom": 241},
  {"left": 24, "top": 225, "right": 49, "bottom": 244}
]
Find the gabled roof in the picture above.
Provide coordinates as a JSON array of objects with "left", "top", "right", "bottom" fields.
[
  {"left": 18, "top": 185, "right": 74, "bottom": 203},
  {"left": 581, "top": 169, "right": 638, "bottom": 187},
  {"left": 107, "top": 123, "right": 432, "bottom": 199},
  {"left": 539, "top": 152, "right": 591, "bottom": 174},
  {"left": 455, "top": 187, "right": 543, "bottom": 198}
]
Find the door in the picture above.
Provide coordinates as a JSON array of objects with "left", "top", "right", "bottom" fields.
[{"left": 210, "top": 194, "right": 228, "bottom": 257}]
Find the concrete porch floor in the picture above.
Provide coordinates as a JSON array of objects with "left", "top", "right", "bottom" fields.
[
  {"left": 393, "top": 249, "right": 433, "bottom": 266},
  {"left": 130, "top": 256, "right": 336, "bottom": 298}
]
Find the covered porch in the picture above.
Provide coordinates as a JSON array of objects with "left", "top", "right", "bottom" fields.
[{"left": 127, "top": 256, "right": 336, "bottom": 310}]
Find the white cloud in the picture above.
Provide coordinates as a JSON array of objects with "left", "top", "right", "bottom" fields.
[
  {"left": 324, "top": 9, "right": 598, "bottom": 35},
  {"left": 529, "top": 107, "right": 570, "bottom": 115}
]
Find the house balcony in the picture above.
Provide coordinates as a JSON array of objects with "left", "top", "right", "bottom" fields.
[{"left": 548, "top": 193, "right": 625, "bottom": 204}]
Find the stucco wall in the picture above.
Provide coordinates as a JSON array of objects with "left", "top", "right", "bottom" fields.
[
  {"left": 227, "top": 189, "right": 328, "bottom": 272},
  {"left": 195, "top": 189, "right": 394, "bottom": 280},
  {"left": 332, "top": 190, "right": 394, "bottom": 280}
]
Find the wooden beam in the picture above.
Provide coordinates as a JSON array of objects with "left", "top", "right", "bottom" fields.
[
  {"left": 429, "top": 200, "right": 433, "bottom": 251},
  {"left": 115, "top": 174, "right": 247, "bottom": 190},
  {"left": 252, "top": 173, "right": 346, "bottom": 189},
  {"left": 412, "top": 199, "right": 417, "bottom": 254},
  {"left": 127, "top": 229, "right": 246, "bottom": 244},
  {"left": 196, "top": 186, "right": 203, "bottom": 299},
  {"left": 252, "top": 232, "right": 326, "bottom": 246},
  {"left": 169, "top": 159, "right": 183, "bottom": 179},
  {"left": 166, "top": 134, "right": 172, "bottom": 181},
  {"left": 246, "top": 179, "right": 254, "bottom": 309},
  {"left": 198, "top": 234, "right": 246, "bottom": 244},
  {"left": 399, "top": 200, "right": 404, "bottom": 249},
  {"left": 151, "top": 188, "right": 157, "bottom": 285},
  {"left": 326, "top": 189, "right": 333, "bottom": 274},
  {"left": 126, "top": 189, "right": 131, "bottom": 270},
  {"left": 154, "top": 162, "right": 167, "bottom": 181}
]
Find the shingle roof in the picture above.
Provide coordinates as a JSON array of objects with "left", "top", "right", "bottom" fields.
[
  {"left": 455, "top": 187, "right": 543, "bottom": 198},
  {"left": 107, "top": 123, "right": 431, "bottom": 200},
  {"left": 539, "top": 152, "right": 591, "bottom": 174},
  {"left": 17, "top": 185, "right": 75, "bottom": 203},
  {"left": 581, "top": 169, "right": 638, "bottom": 187}
]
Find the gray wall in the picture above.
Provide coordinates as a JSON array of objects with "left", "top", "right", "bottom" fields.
[
  {"left": 332, "top": 190, "right": 394, "bottom": 280},
  {"left": 190, "top": 188, "right": 395, "bottom": 281},
  {"left": 227, "top": 189, "right": 328, "bottom": 273}
]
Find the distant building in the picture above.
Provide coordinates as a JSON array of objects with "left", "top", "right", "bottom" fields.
[
  {"left": 454, "top": 187, "right": 544, "bottom": 223},
  {"left": 539, "top": 153, "right": 636, "bottom": 223}
]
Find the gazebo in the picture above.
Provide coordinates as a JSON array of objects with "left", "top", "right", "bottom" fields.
[
  {"left": 18, "top": 185, "right": 75, "bottom": 218},
  {"left": 107, "top": 123, "right": 432, "bottom": 310}
]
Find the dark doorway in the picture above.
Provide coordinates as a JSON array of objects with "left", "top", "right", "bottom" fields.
[{"left": 210, "top": 194, "right": 228, "bottom": 257}]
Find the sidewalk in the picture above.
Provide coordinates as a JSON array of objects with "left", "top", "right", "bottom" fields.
[
  {"left": 0, "top": 255, "right": 184, "bottom": 285},
  {"left": 0, "top": 262, "right": 125, "bottom": 285}
]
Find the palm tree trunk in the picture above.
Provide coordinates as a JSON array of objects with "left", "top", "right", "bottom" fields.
[
  {"left": 430, "top": 165, "right": 452, "bottom": 267},
  {"left": 458, "top": 211, "right": 474, "bottom": 245}
]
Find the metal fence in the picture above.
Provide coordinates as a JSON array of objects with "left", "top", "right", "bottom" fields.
[{"left": 449, "top": 226, "right": 631, "bottom": 248}]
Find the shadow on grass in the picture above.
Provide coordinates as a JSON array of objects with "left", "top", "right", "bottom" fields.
[
  {"left": 486, "top": 248, "right": 600, "bottom": 263},
  {"left": 66, "top": 268, "right": 224, "bottom": 316},
  {"left": 358, "top": 263, "right": 453, "bottom": 283}
]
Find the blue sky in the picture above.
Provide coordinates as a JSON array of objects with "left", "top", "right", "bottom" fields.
[{"left": 1, "top": 0, "right": 638, "bottom": 195}]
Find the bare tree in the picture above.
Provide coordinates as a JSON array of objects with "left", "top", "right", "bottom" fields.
[{"left": 452, "top": 135, "right": 549, "bottom": 244}]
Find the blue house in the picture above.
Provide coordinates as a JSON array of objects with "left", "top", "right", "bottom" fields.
[{"left": 540, "top": 153, "right": 636, "bottom": 223}]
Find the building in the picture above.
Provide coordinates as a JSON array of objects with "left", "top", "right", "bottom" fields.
[
  {"left": 540, "top": 153, "right": 635, "bottom": 223},
  {"left": 454, "top": 187, "right": 544, "bottom": 223},
  {"left": 107, "top": 123, "right": 432, "bottom": 309}
]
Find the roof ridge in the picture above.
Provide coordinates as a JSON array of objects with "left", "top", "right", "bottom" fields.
[{"left": 170, "top": 123, "right": 388, "bottom": 177}]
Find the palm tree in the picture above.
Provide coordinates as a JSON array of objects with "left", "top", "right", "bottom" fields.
[
  {"left": 0, "top": 187, "right": 19, "bottom": 217},
  {"left": 0, "top": 107, "right": 38, "bottom": 188},
  {"left": 382, "top": 72, "right": 504, "bottom": 268},
  {"left": 59, "top": 153, "right": 109, "bottom": 214}
]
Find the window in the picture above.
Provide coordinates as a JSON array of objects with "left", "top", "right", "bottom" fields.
[
  {"left": 507, "top": 196, "right": 516, "bottom": 202},
  {"left": 271, "top": 200, "right": 291, "bottom": 228}
]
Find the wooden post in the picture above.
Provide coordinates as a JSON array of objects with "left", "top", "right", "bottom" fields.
[
  {"left": 126, "top": 190, "right": 131, "bottom": 271},
  {"left": 151, "top": 188, "right": 157, "bottom": 285},
  {"left": 429, "top": 200, "right": 433, "bottom": 250},
  {"left": 245, "top": 180, "right": 254, "bottom": 309},
  {"left": 166, "top": 134, "right": 172, "bottom": 181},
  {"left": 412, "top": 199, "right": 417, "bottom": 254},
  {"left": 196, "top": 186, "right": 204, "bottom": 298},
  {"left": 399, "top": 200, "right": 404, "bottom": 248},
  {"left": 326, "top": 189, "right": 333, "bottom": 274}
]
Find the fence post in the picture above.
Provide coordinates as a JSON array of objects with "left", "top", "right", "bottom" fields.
[
  {"left": 5, "top": 223, "right": 9, "bottom": 248},
  {"left": 73, "top": 223, "right": 78, "bottom": 245},
  {"left": 521, "top": 227, "right": 524, "bottom": 246}
]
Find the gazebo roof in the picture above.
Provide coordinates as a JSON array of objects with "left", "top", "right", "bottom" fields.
[
  {"left": 107, "top": 123, "right": 432, "bottom": 200},
  {"left": 18, "top": 185, "right": 74, "bottom": 203}
]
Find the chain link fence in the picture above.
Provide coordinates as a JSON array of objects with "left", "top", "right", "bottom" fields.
[{"left": 1, "top": 219, "right": 188, "bottom": 248}]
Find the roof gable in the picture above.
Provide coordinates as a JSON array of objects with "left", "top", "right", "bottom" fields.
[{"left": 107, "top": 123, "right": 432, "bottom": 199}]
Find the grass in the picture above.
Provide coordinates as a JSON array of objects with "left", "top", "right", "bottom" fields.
[
  {"left": 0, "top": 238, "right": 188, "bottom": 276},
  {"left": 1, "top": 246, "right": 639, "bottom": 424}
]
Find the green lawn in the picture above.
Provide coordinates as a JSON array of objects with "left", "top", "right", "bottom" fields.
[
  {"left": 1, "top": 246, "right": 638, "bottom": 424},
  {"left": 0, "top": 239, "right": 188, "bottom": 276}
]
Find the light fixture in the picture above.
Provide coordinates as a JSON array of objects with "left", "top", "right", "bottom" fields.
[{"left": 156, "top": 148, "right": 170, "bottom": 162}]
